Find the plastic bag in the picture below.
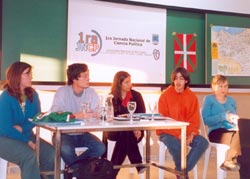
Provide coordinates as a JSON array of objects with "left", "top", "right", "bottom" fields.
[{"left": 32, "top": 112, "right": 75, "bottom": 123}]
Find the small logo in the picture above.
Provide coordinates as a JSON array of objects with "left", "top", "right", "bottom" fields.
[
  {"left": 153, "top": 49, "right": 160, "bottom": 60},
  {"left": 152, "top": 34, "right": 159, "bottom": 45},
  {"left": 75, "top": 30, "right": 102, "bottom": 56}
]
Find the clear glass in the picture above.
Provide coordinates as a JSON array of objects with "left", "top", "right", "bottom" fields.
[
  {"left": 127, "top": 101, "right": 137, "bottom": 123},
  {"left": 98, "top": 95, "right": 106, "bottom": 124},
  {"left": 148, "top": 101, "right": 157, "bottom": 120},
  {"left": 97, "top": 94, "right": 114, "bottom": 123},
  {"left": 106, "top": 106, "right": 114, "bottom": 122},
  {"left": 98, "top": 106, "right": 106, "bottom": 124},
  {"left": 81, "top": 102, "right": 90, "bottom": 114},
  {"left": 105, "top": 94, "right": 114, "bottom": 122}
]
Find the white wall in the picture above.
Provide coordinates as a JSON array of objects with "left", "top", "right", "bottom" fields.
[
  {"left": 128, "top": 0, "right": 250, "bottom": 14},
  {"left": 35, "top": 86, "right": 162, "bottom": 113}
]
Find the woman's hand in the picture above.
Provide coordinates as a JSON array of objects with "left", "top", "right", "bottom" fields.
[
  {"left": 13, "top": 125, "right": 23, "bottom": 133},
  {"left": 28, "top": 141, "right": 36, "bottom": 150},
  {"left": 227, "top": 112, "right": 239, "bottom": 124},
  {"left": 133, "top": 130, "right": 142, "bottom": 140}
]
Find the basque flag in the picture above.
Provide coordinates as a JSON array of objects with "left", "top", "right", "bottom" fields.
[{"left": 174, "top": 33, "right": 197, "bottom": 72}]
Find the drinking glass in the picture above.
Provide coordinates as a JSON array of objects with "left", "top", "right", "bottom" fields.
[
  {"left": 98, "top": 95, "right": 106, "bottom": 124},
  {"left": 98, "top": 106, "right": 106, "bottom": 124},
  {"left": 81, "top": 102, "right": 90, "bottom": 114},
  {"left": 127, "top": 101, "right": 137, "bottom": 123},
  {"left": 148, "top": 101, "right": 157, "bottom": 120}
]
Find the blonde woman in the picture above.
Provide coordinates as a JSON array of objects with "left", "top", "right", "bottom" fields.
[{"left": 202, "top": 74, "right": 241, "bottom": 171}]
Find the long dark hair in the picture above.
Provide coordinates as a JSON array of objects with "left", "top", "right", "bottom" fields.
[
  {"left": 2, "top": 61, "right": 34, "bottom": 102},
  {"left": 111, "top": 71, "right": 131, "bottom": 101}
]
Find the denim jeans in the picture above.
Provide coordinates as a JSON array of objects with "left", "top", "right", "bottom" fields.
[
  {"left": 160, "top": 133, "right": 208, "bottom": 172},
  {"left": 0, "top": 136, "right": 41, "bottom": 179},
  {"left": 0, "top": 135, "right": 55, "bottom": 179},
  {"left": 58, "top": 132, "right": 105, "bottom": 165}
]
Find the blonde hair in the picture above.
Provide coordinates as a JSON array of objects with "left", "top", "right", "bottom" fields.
[{"left": 211, "top": 74, "right": 228, "bottom": 91}]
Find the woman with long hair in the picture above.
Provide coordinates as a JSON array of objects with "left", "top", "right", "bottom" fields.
[
  {"left": 105, "top": 71, "right": 146, "bottom": 177},
  {"left": 0, "top": 61, "right": 54, "bottom": 179}
]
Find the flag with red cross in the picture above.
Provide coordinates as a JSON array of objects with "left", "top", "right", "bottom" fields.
[{"left": 174, "top": 33, "right": 197, "bottom": 72}]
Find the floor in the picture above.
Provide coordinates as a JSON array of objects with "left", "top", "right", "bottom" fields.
[{"left": 6, "top": 151, "right": 240, "bottom": 179}]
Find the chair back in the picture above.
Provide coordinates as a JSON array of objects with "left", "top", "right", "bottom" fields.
[
  {"left": 0, "top": 158, "right": 8, "bottom": 179},
  {"left": 199, "top": 108, "right": 209, "bottom": 141}
]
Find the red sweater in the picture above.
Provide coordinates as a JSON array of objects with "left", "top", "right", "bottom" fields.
[{"left": 156, "top": 85, "right": 200, "bottom": 138}]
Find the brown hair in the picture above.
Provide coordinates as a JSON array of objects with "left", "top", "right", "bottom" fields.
[
  {"left": 171, "top": 67, "right": 190, "bottom": 89},
  {"left": 111, "top": 71, "right": 131, "bottom": 101},
  {"left": 67, "top": 63, "right": 88, "bottom": 85},
  {"left": 3, "top": 61, "right": 34, "bottom": 102}
]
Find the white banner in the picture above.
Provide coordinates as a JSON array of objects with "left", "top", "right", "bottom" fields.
[{"left": 67, "top": 0, "right": 166, "bottom": 83}]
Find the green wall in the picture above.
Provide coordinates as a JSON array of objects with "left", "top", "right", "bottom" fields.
[
  {"left": 2, "top": 0, "right": 67, "bottom": 81},
  {"left": 6, "top": 1, "right": 250, "bottom": 85},
  {"left": 166, "top": 10, "right": 205, "bottom": 84}
]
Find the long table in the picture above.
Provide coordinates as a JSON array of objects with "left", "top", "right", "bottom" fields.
[{"left": 35, "top": 118, "right": 189, "bottom": 179}]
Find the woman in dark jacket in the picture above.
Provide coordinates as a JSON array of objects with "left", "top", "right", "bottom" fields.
[{"left": 106, "top": 71, "right": 146, "bottom": 177}]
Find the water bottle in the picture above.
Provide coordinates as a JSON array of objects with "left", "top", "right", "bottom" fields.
[{"left": 105, "top": 94, "right": 114, "bottom": 122}]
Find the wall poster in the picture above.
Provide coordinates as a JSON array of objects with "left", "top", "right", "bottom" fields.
[{"left": 211, "top": 25, "right": 250, "bottom": 76}]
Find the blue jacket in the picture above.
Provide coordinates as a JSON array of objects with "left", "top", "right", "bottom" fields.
[
  {"left": 201, "top": 94, "right": 237, "bottom": 135},
  {"left": 0, "top": 89, "right": 41, "bottom": 143}
]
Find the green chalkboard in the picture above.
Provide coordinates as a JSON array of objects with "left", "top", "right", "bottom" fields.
[
  {"left": 1, "top": 0, "right": 67, "bottom": 81},
  {"left": 206, "top": 13, "right": 250, "bottom": 85},
  {"left": 1, "top": 2, "right": 205, "bottom": 84},
  {"left": 166, "top": 10, "right": 205, "bottom": 84}
]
